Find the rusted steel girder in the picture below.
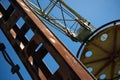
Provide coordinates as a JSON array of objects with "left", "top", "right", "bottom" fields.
[{"left": 0, "top": 0, "right": 95, "bottom": 80}]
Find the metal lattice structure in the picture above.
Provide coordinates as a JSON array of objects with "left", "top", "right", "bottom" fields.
[
  {"left": 23, "top": 0, "right": 96, "bottom": 42},
  {"left": 1, "top": 0, "right": 120, "bottom": 80},
  {"left": 0, "top": 0, "right": 95, "bottom": 80}
]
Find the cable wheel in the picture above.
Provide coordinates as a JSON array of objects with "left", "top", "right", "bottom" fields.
[{"left": 80, "top": 20, "right": 120, "bottom": 80}]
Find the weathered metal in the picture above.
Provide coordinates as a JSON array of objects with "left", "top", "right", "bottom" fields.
[{"left": 0, "top": 0, "right": 95, "bottom": 80}]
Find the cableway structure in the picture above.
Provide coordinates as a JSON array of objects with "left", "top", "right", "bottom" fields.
[
  {"left": 0, "top": 0, "right": 95, "bottom": 80},
  {"left": 0, "top": 0, "right": 120, "bottom": 80}
]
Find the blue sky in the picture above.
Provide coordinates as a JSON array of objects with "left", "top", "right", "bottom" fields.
[{"left": 0, "top": 0, "right": 120, "bottom": 80}]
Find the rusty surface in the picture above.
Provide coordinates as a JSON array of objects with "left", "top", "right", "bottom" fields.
[{"left": 0, "top": 0, "right": 95, "bottom": 80}]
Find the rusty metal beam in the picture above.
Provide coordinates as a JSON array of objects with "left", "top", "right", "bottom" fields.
[{"left": 0, "top": 0, "right": 95, "bottom": 80}]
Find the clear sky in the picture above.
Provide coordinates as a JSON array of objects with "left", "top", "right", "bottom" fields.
[{"left": 0, "top": 0, "right": 120, "bottom": 80}]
